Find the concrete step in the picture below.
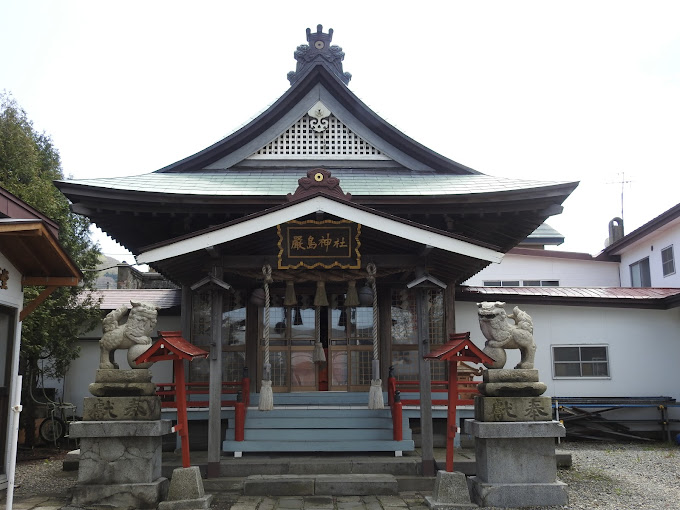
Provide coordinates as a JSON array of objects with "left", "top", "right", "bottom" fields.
[
  {"left": 225, "top": 427, "right": 412, "bottom": 441},
  {"left": 242, "top": 474, "right": 399, "bottom": 496},
  {"left": 225, "top": 406, "right": 412, "bottom": 453},
  {"left": 222, "top": 438, "right": 415, "bottom": 453}
]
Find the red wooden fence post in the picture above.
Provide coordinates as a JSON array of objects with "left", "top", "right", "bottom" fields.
[
  {"left": 235, "top": 391, "right": 245, "bottom": 442},
  {"left": 392, "top": 390, "right": 403, "bottom": 441}
]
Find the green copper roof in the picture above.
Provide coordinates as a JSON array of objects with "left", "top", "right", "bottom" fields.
[{"left": 61, "top": 170, "right": 572, "bottom": 197}]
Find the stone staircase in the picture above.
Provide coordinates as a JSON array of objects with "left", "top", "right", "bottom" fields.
[{"left": 222, "top": 392, "right": 414, "bottom": 455}]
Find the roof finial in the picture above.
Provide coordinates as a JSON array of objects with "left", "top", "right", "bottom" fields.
[{"left": 287, "top": 25, "right": 352, "bottom": 86}]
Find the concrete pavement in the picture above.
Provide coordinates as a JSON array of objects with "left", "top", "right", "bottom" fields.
[{"left": 2, "top": 493, "right": 431, "bottom": 509}]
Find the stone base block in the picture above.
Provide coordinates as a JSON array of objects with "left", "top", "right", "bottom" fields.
[
  {"left": 158, "top": 495, "right": 214, "bottom": 510},
  {"left": 89, "top": 381, "right": 157, "bottom": 397},
  {"left": 483, "top": 369, "right": 538, "bottom": 383},
  {"left": 471, "top": 420, "right": 565, "bottom": 439},
  {"left": 424, "top": 471, "right": 477, "bottom": 509},
  {"left": 83, "top": 396, "right": 161, "bottom": 420},
  {"left": 478, "top": 381, "right": 547, "bottom": 397},
  {"left": 95, "top": 368, "right": 152, "bottom": 383},
  {"left": 69, "top": 420, "right": 171, "bottom": 485},
  {"left": 167, "top": 466, "right": 206, "bottom": 500},
  {"left": 469, "top": 477, "right": 568, "bottom": 508},
  {"left": 475, "top": 397, "right": 552, "bottom": 422},
  {"left": 244, "top": 475, "right": 315, "bottom": 496},
  {"left": 71, "top": 477, "right": 169, "bottom": 509},
  {"left": 314, "top": 474, "right": 398, "bottom": 495}
]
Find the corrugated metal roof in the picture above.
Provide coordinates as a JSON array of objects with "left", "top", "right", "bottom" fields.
[
  {"left": 61, "top": 171, "right": 572, "bottom": 197},
  {"left": 89, "top": 289, "right": 181, "bottom": 310},
  {"left": 462, "top": 286, "right": 680, "bottom": 300},
  {"left": 459, "top": 286, "right": 680, "bottom": 309}
]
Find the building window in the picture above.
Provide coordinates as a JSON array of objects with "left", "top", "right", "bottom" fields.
[
  {"left": 522, "top": 280, "right": 559, "bottom": 287},
  {"left": 661, "top": 246, "right": 675, "bottom": 277},
  {"left": 483, "top": 280, "right": 520, "bottom": 287},
  {"left": 484, "top": 280, "right": 559, "bottom": 287},
  {"left": 552, "top": 345, "right": 609, "bottom": 378},
  {"left": 630, "top": 257, "right": 651, "bottom": 287}
]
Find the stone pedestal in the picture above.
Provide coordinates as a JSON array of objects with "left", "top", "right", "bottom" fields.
[
  {"left": 469, "top": 368, "right": 568, "bottom": 508},
  {"left": 468, "top": 420, "right": 568, "bottom": 508},
  {"left": 159, "top": 466, "right": 213, "bottom": 510},
  {"left": 425, "top": 470, "right": 477, "bottom": 509},
  {"left": 69, "top": 419, "right": 171, "bottom": 508}
]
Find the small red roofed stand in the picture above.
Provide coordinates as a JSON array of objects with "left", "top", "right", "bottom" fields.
[
  {"left": 136, "top": 331, "right": 209, "bottom": 468},
  {"left": 424, "top": 332, "right": 495, "bottom": 472}
]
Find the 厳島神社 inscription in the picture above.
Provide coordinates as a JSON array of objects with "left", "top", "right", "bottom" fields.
[{"left": 278, "top": 219, "right": 361, "bottom": 269}]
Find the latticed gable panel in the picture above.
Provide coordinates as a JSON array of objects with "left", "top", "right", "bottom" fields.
[{"left": 248, "top": 114, "right": 390, "bottom": 160}]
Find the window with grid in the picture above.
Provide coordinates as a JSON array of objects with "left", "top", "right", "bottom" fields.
[
  {"left": 330, "top": 293, "right": 373, "bottom": 389},
  {"left": 390, "top": 288, "right": 446, "bottom": 381},
  {"left": 662, "top": 246, "right": 675, "bottom": 277},
  {"left": 552, "top": 345, "right": 609, "bottom": 378},
  {"left": 190, "top": 290, "right": 247, "bottom": 383},
  {"left": 522, "top": 280, "right": 559, "bottom": 287}
]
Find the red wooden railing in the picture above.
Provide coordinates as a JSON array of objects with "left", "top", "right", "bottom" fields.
[
  {"left": 387, "top": 366, "right": 482, "bottom": 443},
  {"left": 387, "top": 372, "right": 481, "bottom": 407},
  {"left": 156, "top": 369, "right": 250, "bottom": 442}
]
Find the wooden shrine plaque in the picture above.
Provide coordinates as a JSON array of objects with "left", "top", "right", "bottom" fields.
[{"left": 277, "top": 219, "right": 361, "bottom": 269}]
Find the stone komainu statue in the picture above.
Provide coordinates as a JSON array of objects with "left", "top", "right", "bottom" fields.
[
  {"left": 477, "top": 301, "right": 536, "bottom": 369},
  {"left": 99, "top": 301, "right": 159, "bottom": 370}
]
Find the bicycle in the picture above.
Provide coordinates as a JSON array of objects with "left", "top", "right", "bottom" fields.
[{"left": 39, "top": 399, "right": 77, "bottom": 445}]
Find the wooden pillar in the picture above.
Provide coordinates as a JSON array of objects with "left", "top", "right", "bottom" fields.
[
  {"left": 444, "top": 282, "right": 456, "bottom": 339},
  {"left": 416, "top": 288, "right": 436, "bottom": 476},
  {"left": 207, "top": 267, "right": 223, "bottom": 478},
  {"left": 378, "top": 286, "right": 391, "bottom": 383}
]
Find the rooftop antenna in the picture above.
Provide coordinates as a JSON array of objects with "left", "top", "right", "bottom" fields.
[{"left": 607, "top": 172, "right": 633, "bottom": 223}]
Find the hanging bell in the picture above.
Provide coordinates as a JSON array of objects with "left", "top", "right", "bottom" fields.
[
  {"left": 345, "top": 280, "right": 360, "bottom": 307},
  {"left": 314, "top": 281, "right": 329, "bottom": 307},
  {"left": 284, "top": 280, "right": 297, "bottom": 307},
  {"left": 358, "top": 284, "right": 374, "bottom": 307}
]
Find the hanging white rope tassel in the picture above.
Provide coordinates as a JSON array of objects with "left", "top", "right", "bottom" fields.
[
  {"left": 259, "top": 264, "right": 274, "bottom": 411},
  {"left": 367, "top": 263, "right": 384, "bottom": 409}
]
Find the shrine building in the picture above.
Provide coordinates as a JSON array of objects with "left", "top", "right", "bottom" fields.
[{"left": 56, "top": 26, "right": 577, "bottom": 465}]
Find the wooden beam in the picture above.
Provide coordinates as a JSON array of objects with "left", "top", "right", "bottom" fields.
[
  {"left": 20, "top": 286, "right": 58, "bottom": 321},
  {"left": 22, "top": 276, "right": 80, "bottom": 286}
]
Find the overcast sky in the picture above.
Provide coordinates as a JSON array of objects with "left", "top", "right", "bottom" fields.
[{"left": 2, "top": 1, "right": 679, "bottom": 263}]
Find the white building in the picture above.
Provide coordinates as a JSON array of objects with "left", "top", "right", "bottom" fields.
[{"left": 0, "top": 187, "right": 82, "bottom": 495}]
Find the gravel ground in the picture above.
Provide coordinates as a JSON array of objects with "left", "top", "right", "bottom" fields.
[{"left": 5, "top": 441, "right": 680, "bottom": 509}]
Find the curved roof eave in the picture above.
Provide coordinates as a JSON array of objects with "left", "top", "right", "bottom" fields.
[
  {"left": 154, "top": 63, "right": 481, "bottom": 176},
  {"left": 55, "top": 177, "right": 578, "bottom": 208}
]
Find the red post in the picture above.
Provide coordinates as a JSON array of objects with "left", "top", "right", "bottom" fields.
[
  {"left": 392, "top": 390, "right": 403, "bottom": 441},
  {"left": 174, "top": 358, "right": 191, "bottom": 468},
  {"left": 446, "top": 359, "right": 458, "bottom": 472},
  {"left": 235, "top": 391, "right": 245, "bottom": 442}
]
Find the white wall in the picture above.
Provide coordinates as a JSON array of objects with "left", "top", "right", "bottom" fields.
[
  {"left": 455, "top": 301, "right": 680, "bottom": 401},
  {"left": 50, "top": 314, "right": 180, "bottom": 416},
  {"left": 618, "top": 225, "right": 680, "bottom": 287},
  {"left": 465, "top": 252, "right": 620, "bottom": 287},
  {"left": 0, "top": 253, "right": 22, "bottom": 492}
]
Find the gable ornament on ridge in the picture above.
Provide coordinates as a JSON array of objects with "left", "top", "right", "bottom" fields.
[
  {"left": 287, "top": 168, "right": 352, "bottom": 202},
  {"left": 288, "top": 24, "right": 352, "bottom": 85}
]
